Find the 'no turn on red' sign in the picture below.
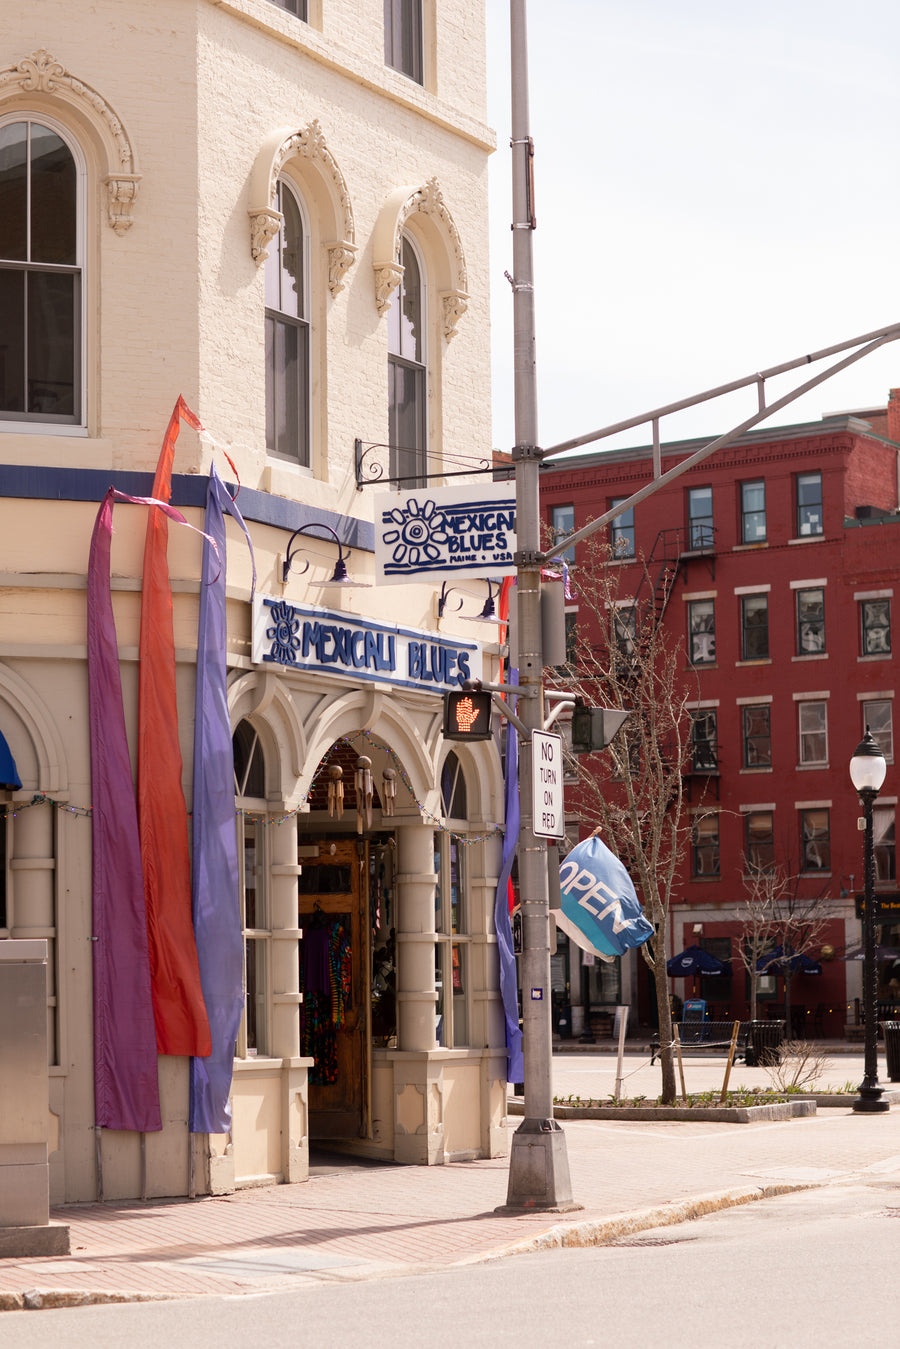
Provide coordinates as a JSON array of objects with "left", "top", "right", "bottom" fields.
[{"left": 532, "top": 730, "right": 564, "bottom": 839}]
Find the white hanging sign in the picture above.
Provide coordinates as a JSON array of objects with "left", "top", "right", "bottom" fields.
[{"left": 374, "top": 482, "right": 517, "bottom": 585}]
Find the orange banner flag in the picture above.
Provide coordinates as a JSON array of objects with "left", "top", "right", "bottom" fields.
[{"left": 139, "top": 397, "right": 212, "bottom": 1057}]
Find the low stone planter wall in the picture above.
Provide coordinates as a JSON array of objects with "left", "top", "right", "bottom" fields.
[{"left": 508, "top": 1100, "right": 816, "bottom": 1123}]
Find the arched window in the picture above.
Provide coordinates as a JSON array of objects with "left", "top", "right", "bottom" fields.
[
  {"left": 265, "top": 178, "right": 310, "bottom": 465},
  {"left": 387, "top": 233, "right": 426, "bottom": 487},
  {"left": 0, "top": 116, "right": 83, "bottom": 425},
  {"left": 434, "top": 750, "right": 470, "bottom": 1047}
]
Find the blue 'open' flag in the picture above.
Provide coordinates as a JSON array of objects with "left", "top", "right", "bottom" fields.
[{"left": 556, "top": 834, "right": 653, "bottom": 960}]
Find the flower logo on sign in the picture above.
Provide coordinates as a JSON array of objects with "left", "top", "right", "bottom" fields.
[
  {"left": 381, "top": 498, "right": 448, "bottom": 566},
  {"left": 266, "top": 600, "right": 301, "bottom": 664}
]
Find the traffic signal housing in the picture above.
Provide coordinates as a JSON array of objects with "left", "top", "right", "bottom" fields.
[
  {"left": 570, "top": 704, "right": 630, "bottom": 755},
  {"left": 443, "top": 687, "right": 494, "bottom": 741}
]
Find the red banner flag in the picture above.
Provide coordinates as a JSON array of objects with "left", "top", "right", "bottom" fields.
[{"left": 139, "top": 397, "right": 211, "bottom": 1057}]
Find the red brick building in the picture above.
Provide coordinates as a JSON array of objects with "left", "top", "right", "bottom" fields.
[{"left": 541, "top": 392, "right": 900, "bottom": 1039}]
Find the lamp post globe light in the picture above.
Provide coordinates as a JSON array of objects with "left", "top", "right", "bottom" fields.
[{"left": 848, "top": 728, "right": 890, "bottom": 1114}]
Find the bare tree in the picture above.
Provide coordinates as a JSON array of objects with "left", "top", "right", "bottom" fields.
[
  {"left": 735, "top": 861, "right": 783, "bottom": 1023},
  {"left": 736, "top": 850, "right": 834, "bottom": 1028},
  {"left": 548, "top": 536, "right": 700, "bottom": 1105}
]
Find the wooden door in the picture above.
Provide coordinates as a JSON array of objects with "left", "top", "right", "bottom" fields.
[{"left": 298, "top": 839, "right": 370, "bottom": 1140}]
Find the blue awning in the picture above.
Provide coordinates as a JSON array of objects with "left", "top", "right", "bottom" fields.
[{"left": 0, "top": 730, "right": 22, "bottom": 790}]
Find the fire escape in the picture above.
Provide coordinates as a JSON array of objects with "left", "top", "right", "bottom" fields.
[{"left": 624, "top": 524, "right": 719, "bottom": 802}]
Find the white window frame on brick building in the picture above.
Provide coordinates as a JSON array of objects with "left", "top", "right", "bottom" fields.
[
  {"left": 691, "top": 811, "right": 720, "bottom": 877},
  {"left": 687, "top": 596, "right": 716, "bottom": 665},
  {"left": 797, "top": 698, "right": 828, "bottom": 767},
  {"left": 859, "top": 595, "right": 892, "bottom": 657},
  {"left": 740, "top": 480, "right": 766, "bottom": 544},
  {"left": 0, "top": 114, "right": 86, "bottom": 430},
  {"left": 796, "top": 471, "right": 823, "bottom": 537},
  {"left": 873, "top": 802, "right": 896, "bottom": 885},
  {"left": 265, "top": 177, "right": 311, "bottom": 466},
  {"left": 388, "top": 233, "right": 427, "bottom": 488},
  {"left": 743, "top": 808, "right": 775, "bottom": 874},
  {"left": 799, "top": 805, "right": 831, "bottom": 872},
  {"left": 610, "top": 497, "right": 636, "bottom": 558},
  {"left": 861, "top": 695, "right": 894, "bottom": 763}
]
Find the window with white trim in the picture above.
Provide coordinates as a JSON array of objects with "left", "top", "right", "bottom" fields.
[
  {"left": 692, "top": 814, "right": 719, "bottom": 877},
  {"left": 860, "top": 599, "right": 891, "bottom": 656},
  {"left": 0, "top": 116, "right": 83, "bottom": 425},
  {"left": 741, "top": 594, "right": 769, "bottom": 659},
  {"left": 798, "top": 701, "right": 827, "bottom": 766},
  {"left": 265, "top": 178, "right": 310, "bottom": 465},
  {"left": 742, "top": 705, "right": 771, "bottom": 768},
  {"left": 434, "top": 752, "right": 470, "bottom": 1047},
  {"left": 687, "top": 486, "right": 714, "bottom": 549},
  {"left": 874, "top": 805, "right": 896, "bottom": 884},
  {"left": 745, "top": 810, "right": 775, "bottom": 874},
  {"left": 863, "top": 700, "right": 893, "bottom": 763},
  {"left": 801, "top": 808, "right": 830, "bottom": 871},
  {"left": 384, "top": 0, "right": 424, "bottom": 84},
  {"left": 551, "top": 503, "right": 575, "bottom": 563},
  {"left": 740, "top": 480, "right": 766, "bottom": 543},
  {"left": 796, "top": 472, "right": 823, "bottom": 537},
  {"left": 610, "top": 498, "right": 636, "bottom": 558},
  {"left": 796, "top": 587, "right": 825, "bottom": 654},
  {"left": 688, "top": 598, "right": 716, "bottom": 664},
  {"left": 388, "top": 234, "right": 426, "bottom": 487},
  {"left": 266, "top": 0, "right": 308, "bottom": 17},
  {"left": 690, "top": 709, "right": 717, "bottom": 771}
]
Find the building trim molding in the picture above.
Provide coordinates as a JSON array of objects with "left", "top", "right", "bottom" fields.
[{"left": 0, "top": 49, "right": 141, "bottom": 233}]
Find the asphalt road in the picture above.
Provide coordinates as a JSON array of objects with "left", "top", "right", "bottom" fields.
[{"left": 3, "top": 1180, "right": 897, "bottom": 1349}]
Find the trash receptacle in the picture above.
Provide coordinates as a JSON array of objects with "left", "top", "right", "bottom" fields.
[
  {"left": 557, "top": 1004, "right": 573, "bottom": 1039},
  {"left": 880, "top": 1022, "right": 900, "bottom": 1082},
  {"left": 745, "top": 1019, "right": 785, "bottom": 1067}
]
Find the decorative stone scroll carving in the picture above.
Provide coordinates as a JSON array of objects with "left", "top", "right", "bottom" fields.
[
  {"left": 327, "top": 242, "right": 358, "bottom": 297},
  {"left": 249, "top": 208, "right": 283, "bottom": 265},
  {"left": 372, "top": 178, "right": 469, "bottom": 337},
  {"left": 249, "top": 120, "right": 356, "bottom": 293},
  {"left": 0, "top": 50, "right": 141, "bottom": 232},
  {"left": 440, "top": 290, "right": 469, "bottom": 342},
  {"left": 374, "top": 262, "right": 404, "bottom": 316}
]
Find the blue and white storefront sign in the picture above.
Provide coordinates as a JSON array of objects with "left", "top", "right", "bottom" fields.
[
  {"left": 252, "top": 596, "right": 482, "bottom": 692},
  {"left": 374, "top": 482, "right": 517, "bottom": 585}
]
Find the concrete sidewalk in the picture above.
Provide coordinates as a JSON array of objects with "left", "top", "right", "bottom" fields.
[{"left": 2, "top": 1049, "right": 899, "bottom": 1309}]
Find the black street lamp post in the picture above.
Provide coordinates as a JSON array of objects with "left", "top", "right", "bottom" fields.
[{"left": 849, "top": 729, "right": 890, "bottom": 1114}]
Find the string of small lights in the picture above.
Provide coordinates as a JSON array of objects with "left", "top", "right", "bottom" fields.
[{"left": 5, "top": 733, "right": 505, "bottom": 845}]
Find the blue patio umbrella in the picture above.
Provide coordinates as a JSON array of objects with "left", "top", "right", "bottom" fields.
[
  {"left": 757, "top": 945, "right": 822, "bottom": 975},
  {"left": 0, "top": 730, "right": 21, "bottom": 791},
  {"left": 666, "top": 944, "right": 731, "bottom": 977}
]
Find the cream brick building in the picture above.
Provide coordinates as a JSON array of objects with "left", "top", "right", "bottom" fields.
[{"left": 0, "top": 1, "right": 511, "bottom": 1208}]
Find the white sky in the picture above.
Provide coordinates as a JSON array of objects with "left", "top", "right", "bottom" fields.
[{"left": 486, "top": 1, "right": 900, "bottom": 457}]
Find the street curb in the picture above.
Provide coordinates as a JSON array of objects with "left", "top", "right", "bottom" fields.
[
  {"left": 0, "top": 1289, "right": 176, "bottom": 1312},
  {"left": 0, "top": 1182, "right": 821, "bottom": 1309},
  {"left": 468, "top": 1182, "right": 818, "bottom": 1263}
]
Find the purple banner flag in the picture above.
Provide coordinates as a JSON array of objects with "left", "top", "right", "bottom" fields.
[
  {"left": 492, "top": 670, "right": 524, "bottom": 1083},
  {"left": 88, "top": 488, "right": 161, "bottom": 1133},
  {"left": 190, "top": 466, "right": 255, "bottom": 1134}
]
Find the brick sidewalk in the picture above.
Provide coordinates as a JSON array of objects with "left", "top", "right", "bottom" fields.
[{"left": 2, "top": 1052, "right": 900, "bottom": 1308}]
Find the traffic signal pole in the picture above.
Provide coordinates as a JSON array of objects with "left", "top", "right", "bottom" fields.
[{"left": 500, "top": 0, "right": 578, "bottom": 1212}]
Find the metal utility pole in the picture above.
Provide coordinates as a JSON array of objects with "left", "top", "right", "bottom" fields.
[{"left": 501, "top": 0, "right": 578, "bottom": 1212}]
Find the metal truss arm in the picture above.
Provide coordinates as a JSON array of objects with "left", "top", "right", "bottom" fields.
[{"left": 542, "top": 322, "right": 900, "bottom": 564}]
